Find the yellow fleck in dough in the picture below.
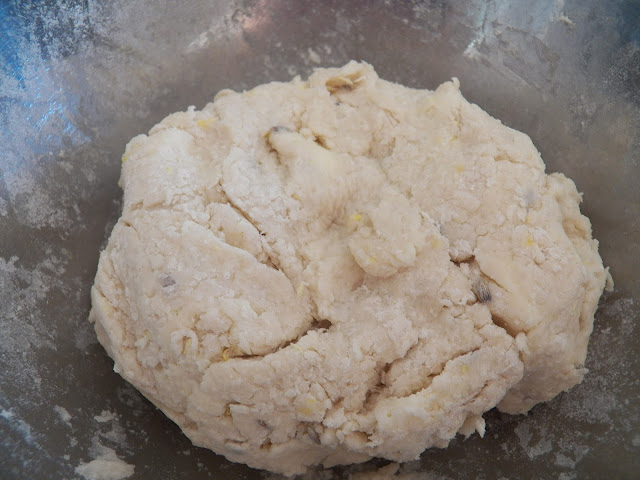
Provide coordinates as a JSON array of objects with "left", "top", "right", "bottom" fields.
[
  {"left": 197, "top": 117, "right": 215, "bottom": 128},
  {"left": 90, "top": 62, "right": 610, "bottom": 476}
]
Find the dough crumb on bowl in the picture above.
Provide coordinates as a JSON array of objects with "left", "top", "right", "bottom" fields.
[
  {"left": 89, "top": 61, "right": 610, "bottom": 476},
  {"left": 75, "top": 444, "right": 134, "bottom": 480}
]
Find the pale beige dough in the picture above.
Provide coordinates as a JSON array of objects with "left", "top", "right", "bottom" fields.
[{"left": 90, "top": 61, "right": 610, "bottom": 476}]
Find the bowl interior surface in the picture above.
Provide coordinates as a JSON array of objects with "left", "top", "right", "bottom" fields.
[{"left": 0, "top": 1, "right": 638, "bottom": 479}]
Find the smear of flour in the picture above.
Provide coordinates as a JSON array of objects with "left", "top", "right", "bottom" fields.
[
  {"left": 514, "top": 423, "right": 553, "bottom": 459},
  {"left": 184, "top": 11, "right": 244, "bottom": 54},
  {"left": 1, "top": 408, "right": 36, "bottom": 445},
  {"left": 91, "top": 409, "right": 130, "bottom": 449},
  {"left": 558, "top": 473, "right": 577, "bottom": 480},
  {"left": 94, "top": 410, "right": 118, "bottom": 423},
  {"left": 1, "top": 409, "right": 14, "bottom": 420},
  {"left": 0, "top": 197, "right": 8, "bottom": 216}
]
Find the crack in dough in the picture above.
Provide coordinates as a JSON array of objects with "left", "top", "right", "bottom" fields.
[{"left": 89, "top": 62, "right": 610, "bottom": 476}]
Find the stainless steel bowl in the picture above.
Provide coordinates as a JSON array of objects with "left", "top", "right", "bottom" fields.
[{"left": 1, "top": 1, "right": 638, "bottom": 478}]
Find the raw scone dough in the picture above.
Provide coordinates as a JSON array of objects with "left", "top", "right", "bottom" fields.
[{"left": 90, "top": 62, "right": 610, "bottom": 476}]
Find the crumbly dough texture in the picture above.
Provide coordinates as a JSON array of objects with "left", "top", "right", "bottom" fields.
[{"left": 90, "top": 62, "right": 609, "bottom": 476}]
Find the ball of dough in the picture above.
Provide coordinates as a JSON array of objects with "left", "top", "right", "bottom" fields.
[{"left": 90, "top": 62, "right": 610, "bottom": 476}]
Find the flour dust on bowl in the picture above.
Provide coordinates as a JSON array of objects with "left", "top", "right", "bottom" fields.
[{"left": 0, "top": 1, "right": 638, "bottom": 480}]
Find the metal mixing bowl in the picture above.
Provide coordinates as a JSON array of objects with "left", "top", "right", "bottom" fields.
[{"left": 1, "top": 1, "right": 638, "bottom": 478}]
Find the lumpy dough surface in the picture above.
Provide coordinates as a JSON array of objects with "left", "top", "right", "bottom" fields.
[{"left": 90, "top": 62, "right": 610, "bottom": 476}]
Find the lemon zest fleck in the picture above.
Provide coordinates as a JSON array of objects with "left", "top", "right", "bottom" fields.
[
  {"left": 197, "top": 118, "right": 215, "bottom": 128},
  {"left": 181, "top": 337, "right": 192, "bottom": 355},
  {"left": 222, "top": 347, "right": 237, "bottom": 361},
  {"left": 300, "top": 397, "right": 317, "bottom": 416}
]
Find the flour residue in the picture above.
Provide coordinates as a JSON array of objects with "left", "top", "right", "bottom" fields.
[
  {"left": 0, "top": 253, "right": 68, "bottom": 354},
  {"left": 0, "top": 197, "right": 8, "bottom": 216},
  {"left": 553, "top": 441, "right": 588, "bottom": 470},
  {"left": 94, "top": 410, "right": 118, "bottom": 423},
  {"left": 93, "top": 409, "right": 129, "bottom": 447},
  {"left": 1, "top": 408, "right": 36, "bottom": 446},
  {"left": 514, "top": 423, "right": 552, "bottom": 459}
]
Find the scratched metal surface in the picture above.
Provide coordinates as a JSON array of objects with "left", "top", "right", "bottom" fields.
[{"left": 0, "top": 1, "right": 638, "bottom": 479}]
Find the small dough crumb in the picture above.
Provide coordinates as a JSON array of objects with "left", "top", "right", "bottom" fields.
[
  {"left": 75, "top": 446, "right": 134, "bottom": 480},
  {"left": 54, "top": 405, "right": 72, "bottom": 426},
  {"left": 90, "top": 62, "right": 609, "bottom": 476}
]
